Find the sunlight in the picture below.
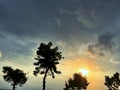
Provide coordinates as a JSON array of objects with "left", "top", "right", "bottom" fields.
[{"left": 79, "top": 68, "right": 89, "bottom": 76}]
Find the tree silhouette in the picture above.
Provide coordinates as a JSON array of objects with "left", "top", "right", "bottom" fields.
[
  {"left": 33, "top": 42, "right": 63, "bottom": 90},
  {"left": 64, "top": 73, "right": 89, "bottom": 90},
  {"left": 2, "top": 66, "right": 27, "bottom": 90},
  {"left": 104, "top": 72, "right": 120, "bottom": 90}
]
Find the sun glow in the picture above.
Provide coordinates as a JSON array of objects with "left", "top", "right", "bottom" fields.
[{"left": 79, "top": 68, "right": 89, "bottom": 76}]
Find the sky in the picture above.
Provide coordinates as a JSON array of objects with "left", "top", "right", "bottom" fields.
[{"left": 0, "top": 0, "right": 120, "bottom": 90}]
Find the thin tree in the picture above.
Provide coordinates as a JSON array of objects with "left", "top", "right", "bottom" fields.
[
  {"left": 2, "top": 66, "right": 27, "bottom": 90},
  {"left": 33, "top": 42, "right": 63, "bottom": 90},
  {"left": 64, "top": 73, "right": 89, "bottom": 90},
  {"left": 104, "top": 72, "right": 120, "bottom": 90}
]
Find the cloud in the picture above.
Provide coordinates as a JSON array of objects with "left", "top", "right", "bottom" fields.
[
  {"left": 87, "top": 32, "right": 115, "bottom": 57},
  {"left": 59, "top": 8, "right": 99, "bottom": 29},
  {"left": 109, "top": 59, "right": 120, "bottom": 64},
  {"left": 54, "top": 18, "right": 61, "bottom": 27},
  {"left": 0, "top": 51, "right": 2, "bottom": 62},
  {"left": 98, "top": 32, "right": 115, "bottom": 49},
  {"left": 0, "top": 51, "right": 2, "bottom": 58},
  {"left": 0, "top": 0, "right": 61, "bottom": 38},
  {"left": 87, "top": 44, "right": 105, "bottom": 58},
  {"left": 59, "top": 0, "right": 120, "bottom": 30},
  {"left": 74, "top": 9, "right": 100, "bottom": 29},
  {"left": 0, "top": 51, "right": 2, "bottom": 61},
  {"left": 86, "top": 32, "right": 120, "bottom": 72},
  {"left": 0, "top": 0, "right": 120, "bottom": 42},
  {"left": 56, "top": 40, "right": 67, "bottom": 48},
  {"left": 1, "top": 1, "right": 120, "bottom": 90},
  {"left": 0, "top": 33, "right": 38, "bottom": 64}
]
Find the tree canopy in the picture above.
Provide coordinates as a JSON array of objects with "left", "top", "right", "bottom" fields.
[
  {"left": 33, "top": 42, "right": 64, "bottom": 90},
  {"left": 2, "top": 66, "right": 27, "bottom": 90},
  {"left": 105, "top": 72, "right": 120, "bottom": 90},
  {"left": 64, "top": 73, "right": 89, "bottom": 90}
]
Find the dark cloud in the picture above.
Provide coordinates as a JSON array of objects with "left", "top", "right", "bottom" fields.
[
  {"left": 0, "top": 0, "right": 62, "bottom": 37},
  {"left": 87, "top": 32, "right": 115, "bottom": 57},
  {"left": 0, "top": 0, "right": 120, "bottom": 90},
  {"left": 0, "top": 0, "right": 120, "bottom": 39},
  {"left": 0, "top": 34, "right": 37, "bottom": 63},
  {"left": 0, "top": 0, "right": 119, "bottom": 62},
  {"left": 52, "top": 0, "right": 120, "bottom": 42},
  {"left": 98, "top": 32, "right": 115, "bottom": 49},
  {"left": 88, "top": 44, "right": 104, "bottom": 57}
]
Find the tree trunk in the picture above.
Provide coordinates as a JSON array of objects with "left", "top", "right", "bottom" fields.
[
  {"left": 43, "top": 68, "right": 49, "bottom": 90},
  {"left": 13, "top": 82, "right": 16, "bottom": 90}
]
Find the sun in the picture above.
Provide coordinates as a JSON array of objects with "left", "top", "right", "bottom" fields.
[{"left": 79, "top": 68, "right": 89, "bottom": 76}]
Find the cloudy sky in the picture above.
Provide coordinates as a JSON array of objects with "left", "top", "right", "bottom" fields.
[{"left": 0, "top": 0, "right": 120, "bottom": 90}]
